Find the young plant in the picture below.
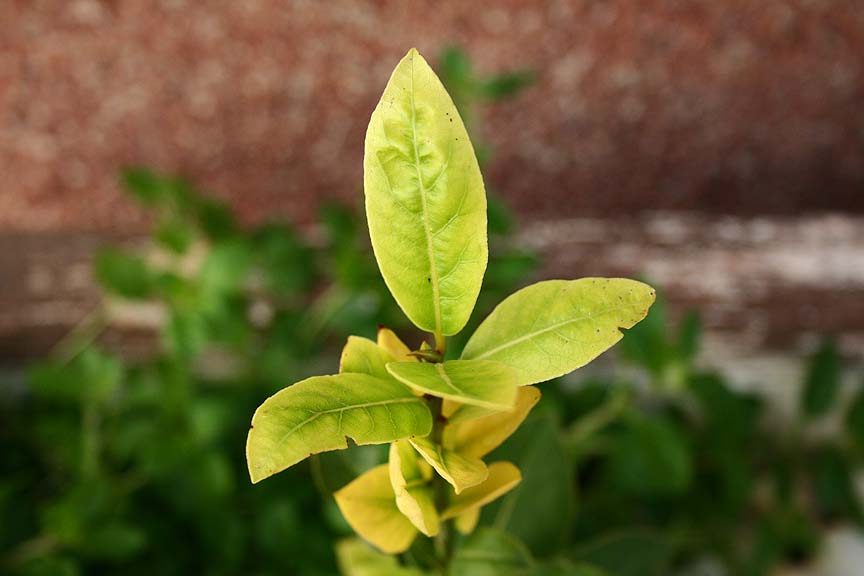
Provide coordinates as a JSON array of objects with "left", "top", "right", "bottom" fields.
[{"left": 245, "top": 48, "right": 656, "bottom": 572}]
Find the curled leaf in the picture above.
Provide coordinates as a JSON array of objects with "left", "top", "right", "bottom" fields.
[
  {"left": 410, "top": 437, "right": 488, "bottom": 494},
  {"left": 389, "top": 440, "right": 439, "bottom": 536}
]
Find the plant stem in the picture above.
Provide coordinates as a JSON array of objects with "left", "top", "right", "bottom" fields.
[
  {"left": 434, "top": 331, "right": 447, "bottom": 358},
  {"left": 566, "top": 386, "right": 629, "bottom": 455},
  {"left": 427, "top": 394, "right": 452, "bottom": 574}
]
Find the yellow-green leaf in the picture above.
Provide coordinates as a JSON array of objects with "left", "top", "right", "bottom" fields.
[
  {"left": 377, "top": 327, "right": 415, "bottom": 362},
  {"left": 442, "top": 461, "right": 522, "bottom": 520},
  {"left": 246, "top": 374, "right": 432, "bottom": 483},
  {"left": 454, "top": 508, "right": 481, "bottom": 535},
  {"left": 445, "top": 387, "right": 541, "bottom": 457},
  {"left": 389, "top": 440, "right": 439, "bottom": 537},
  {"left": 335, "top": 538, "right": 427, "bottom": 576},
  {"left": 409, "top": 437, "right": 488, "bottom": 494},
  {"left": 462, "top": 279, "right": 656, "bottom": 386},
  {"left": 334, "top": 465, "right": 418, "bottom": 554},
  {"left": 364, "top": 47, "right": 488, "bottom": 336},
  {"left": 340, "top": 336, "right": 394, "bottom": 379},
  {"left": 386, "top": 360, "right": 517, "bottom": 411}
]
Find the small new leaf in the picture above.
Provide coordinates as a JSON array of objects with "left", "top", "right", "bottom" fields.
[
  {"left": 409, "top": 437, "right": 488, "bottom": 494},
  {"left": 364, "top": 48, "right": 488, "bottom": 336},
  {"left": 442, "top": 461, "right": 522, "bottom": 520},
  {"left": 377, "top": 327, "right": 416, "bottom": 362},
  {"left": 334, "top": 465, "right": 418, "bottom": 554},
  {"left": 462, "top": 279, "right": 656, "bottom": 386},
  {"left": 387, "top": 360, "right": 517, "bottom": 411},
  {"left": 246, "top": 374, "right": 432, "bottom": 483},
  {"left": 389, "top": 440, "right": 439, "bottom": 536}
]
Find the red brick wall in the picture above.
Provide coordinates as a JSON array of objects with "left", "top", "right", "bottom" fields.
[{"left": 1, "top": 0, "right": 863, "bottom": 232}]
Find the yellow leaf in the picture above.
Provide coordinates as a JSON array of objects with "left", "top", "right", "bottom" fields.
[
  {"left": 377, "top": 327, "right": 415, "bottom": 362},
  {"left": 334, "top": 465, "right": 418, "bottom": 554},
  {"left": 389, "top": 441, "right": 439, "bottom": 536},
  {"left": 454, "top": 507, "right": 480, "bottom": 535},
  {"left": 409, "top": 437, "right": 488, "bottom": 494},
  {"left": 442, "top": 461, "right": 522, "bottom": 520},
  {"left": 444, "top": 387, "right": 541, "bottom": 457}
]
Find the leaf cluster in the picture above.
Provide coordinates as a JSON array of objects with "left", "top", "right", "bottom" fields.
[{"left": 245, "top": 48, "right": 655, "bottom": 574}]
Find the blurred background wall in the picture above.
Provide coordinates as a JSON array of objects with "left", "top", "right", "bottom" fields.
[{"left": 1, "top": 0, "right": 863, "bottom": 367}]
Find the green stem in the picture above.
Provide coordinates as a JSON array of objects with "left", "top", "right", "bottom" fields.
[
  {"left": 434, "top": 331, "right": 447, "bottom": 358},
  {"left": 428, "top": 392, "right": 452, "bottom": 574},
  {"left": 565, "top": 386, "right": 629, "bottom": 456}
]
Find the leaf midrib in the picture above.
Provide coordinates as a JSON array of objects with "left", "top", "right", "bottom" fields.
[
  {"left": 468, "top": 303, "right": 645, "bottom": 361},
  {"left": 409, "top": 53, "right": 443, "bottom": 336},
  {"left": 275, "top": 396, "right": 421, "bottom": 449}
]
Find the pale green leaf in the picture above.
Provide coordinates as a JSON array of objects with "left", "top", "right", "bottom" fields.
[
  {"left": 462, "top": 279, "right": 656, "bottom": 386},
  {"left": 442, "top": 461, "right": 522, "bottom": 520},
  {"left": 246, "top": 374, "right": 432, "bottom": 483},
  {"left": 334, "top": 465, "right": 418, "bottom": 554},
  {"left": 409, "top": 437, "right": 488, "bottom": 494},
  {"left": 335, "top": 538, "right": 428, "bottom": 576},
  {"left": 386, "top": 360, "right": 517, "bottom": 411},
  {"left": 445, "top": 387, "right": 541, "bottom": 457},
  {"left": 389, "top": 440, "right": 439, "bottom": 536},
  {"left": 364, "top": 47, "right": 488, "bottom": 336},
  {"left": 340, "top": 336, "right": 395, "bottom": 379}
]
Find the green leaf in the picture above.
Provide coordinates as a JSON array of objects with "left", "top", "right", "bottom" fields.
[
  {"left": 607, "top": 416, "right": 692, "bottom": 496},
  {"left": 340, "top": 336, "right": 395, "bottom": 379},
  {"left": 444, "top": 386, "right": 541, "bottom": 457},
  {"left": 569, "top": 530, "right": 674, "bottom": 576},
  {"left": 335, "top": 538, "right": 428, "bottom": 576},
  {"left": 442, "top": 461, "right": 521, "bottom": 519},
  {"left": 409, "top": 437, "right": 487, "bottom": 493},
  {"left": 93, "top": 248, "right": 155, "bottom": 299},
  {"left": 386, "top": 360, "right": 517, "bottom": 410},
  {"left": 389, "top": 441, "right": 439, "bottom": 536},
  {"left": 333, "top": 465, "right": 418, "bottom": 554},
  {"left": 120, "top": 166, "right": 177, "bottom": 206},
  {"left": 450, "top": 528, "right": 534, "bottom": 576},
  {"left": 477, "top": 71, "right": 535, "bottom": 101},
  {"left": 246, "top": 373, "right": 433, "bottom": 483},
  {"left": 846, "top": 382, "right": 864, "bottom": 449},
  {"left": 364, "top": 48, "right": 488, "bottom": 336},
  {"left": 801, "top": 340, "right": 841, "bottom": 418},
  {"left": 462, "top": 279, "right": 656, "bottom": 386},
  {"left": 155, "top": 216, "right": 194, "bottom": 253}
]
